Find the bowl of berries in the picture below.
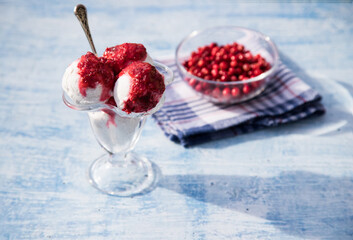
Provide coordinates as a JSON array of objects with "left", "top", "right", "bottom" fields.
[{"left": 175, "top": 26, "right": 279, "bottom": 104}]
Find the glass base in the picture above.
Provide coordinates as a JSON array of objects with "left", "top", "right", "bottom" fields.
[{"left": 88, "top": 152, "right": 160, "bottom": 197}]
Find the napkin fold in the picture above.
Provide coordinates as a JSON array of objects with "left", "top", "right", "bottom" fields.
[{"left": 153, "top": 59, "right": 325, "bottom": 147}]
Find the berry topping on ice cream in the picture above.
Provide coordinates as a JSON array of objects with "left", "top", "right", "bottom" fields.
[
  {"left": 114, "top": 61, "right": 165, "bottom": 113},
  {"left": 77, "top": 52, "right": 115, "bottom": 101},
  {"left": 63, "top": 43, "right": 165, "bottom": 114},
  {"left": 103, "top": 43, "right": 153, "bottom": 75},
  {"left": 62, "top": 52, "right": 115, "bottom": 104}
]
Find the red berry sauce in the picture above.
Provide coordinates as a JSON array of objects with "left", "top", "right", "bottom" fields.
[
  {"left": 103, "top": 43, "right": 148, "bottom": 75},
  {"left": 118, "top": 61, "right": 165, "bottom": 113},
  {"left": 77, "top": 52, "right": 115, "bottom": 102},
  {"left": 183, "top": 42, "right": 271, "bottom": 102},
  {"left": 102, "top": 109, "right": 117, "bottom": 127}
]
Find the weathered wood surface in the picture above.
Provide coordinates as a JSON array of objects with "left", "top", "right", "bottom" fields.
[{"left": 1, "top": 1, "right": 352, "bottom": 239}]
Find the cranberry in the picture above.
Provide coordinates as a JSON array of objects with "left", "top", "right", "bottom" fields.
[
  {"left": 229, "top": 47, "right": 237, "bottom": 54},
  {"left": 204, "top": 88, "right": 213, "bottom": 95},
  {"left": 212, "top": 87, "right": 221, "bottom": 98},
  {"left": 227, "top": 67, "right": 236, "bottom": 76},
  {"left": 211, "top": 46, "right": 219, "bottom": 56},
  {"left": 231, "top": 87, "right": 240, "bottom": 97},
  {"left": 212, "top": 63, "right": 219, "bottom": 69},
  {"left": 201, "top": 67, "right": 209, "bottom": 75},
  {"left": 220, "top": 75, "right": 229, "bottom": 82},
  {"left": 201, "top": 82, "right": 209, "bottom": 89},
  {"left": 253, "top": 68, "right": 262, "bottom": 76},
  {"left": 198, "top": 59, "right": 206, "bottom": 67},
  {"left": 219, "top": 70, "right": 227, "bottom": 76},
  {"left": 222, "top": 87, "right": 231, "bottom": 98},
  {"left": 242, "top": 63, "right": 250, "bottom": 72},
  {"left": 211, "top": 69, "right": 219, "bottom": 78},
  {"left": 230, "top": 60, "right": 238, "bottom": 67},
  {"left": 195, "top": 83, "right": 203, "bottom": 92},
  {"left": 188, "top": 78, "right": 197, "bottom": 87},
  {"left": 237, "top": 54, "right": 244, "bottom": 62},
  {"left": 237, "top": 44, "right": 244, "bottom": 52},
  {"left": 243, "top": 84, "right": 251, "bottom": 94},
  {"left": 230, "top": 76, "right": 237, "bottom": 81},
  {"left": 219, "top": 62, "right": 229, "bottom": 70},
  {"left": 251, "top": 81, "right": 261, "bottom": 88},
  {"left": 244, "top": 52, "right": 252, "bottom": 61}
]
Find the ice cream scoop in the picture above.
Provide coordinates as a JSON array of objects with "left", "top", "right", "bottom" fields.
[
  {"left": 103, "top": 43, "right": 153, "bottom": 75},
  {"left": 62, "top": 52, "right": 115, "bottom": 105},
  {"left": 114, "top": 61, "right": 165, "bottom": 113}
]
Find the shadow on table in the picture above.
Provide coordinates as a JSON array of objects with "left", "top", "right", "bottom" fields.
[
  {"left": 198, "top": 51, "right": 353, "bottom": 149},
  {"left": 159, "top": 171, "right": 353, "bottom": 239}
]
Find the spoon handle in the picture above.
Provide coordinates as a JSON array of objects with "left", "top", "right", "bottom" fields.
[{"left": 74, "top": 4, "right": 97, "bottom": 55}]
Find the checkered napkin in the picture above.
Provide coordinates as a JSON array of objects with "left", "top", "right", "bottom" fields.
[{"left": 153, "top": 59, "right": 325, "bottom": 147}]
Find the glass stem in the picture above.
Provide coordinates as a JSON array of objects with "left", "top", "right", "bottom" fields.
[{"left": 108, "top": 151, "right": 130, "bottom": 165}]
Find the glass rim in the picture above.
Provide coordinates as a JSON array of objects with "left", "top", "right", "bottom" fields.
[{"left": 175, "top": 25, "right": 280, "bottom": 85}]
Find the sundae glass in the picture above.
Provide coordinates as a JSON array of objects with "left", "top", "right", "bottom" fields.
[{"left": 62, "top": 4, "right": 173, "bottom": 197}]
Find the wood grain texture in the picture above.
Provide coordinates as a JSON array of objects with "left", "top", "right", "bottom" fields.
[{"left": 0, "top": 0, "right": 352, "bottom": 239}]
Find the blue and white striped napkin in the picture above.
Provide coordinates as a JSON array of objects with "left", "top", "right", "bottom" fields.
[{"left": 153, "top": 59, "right": 325, "bottom": 147}]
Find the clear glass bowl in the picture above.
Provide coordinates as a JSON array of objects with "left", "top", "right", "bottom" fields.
[
  {"left": 175, "top": 26, "right": 279, "bottom": 104},
  {"left": 63, "top": 61, "right": 173, "bottom": 197}
]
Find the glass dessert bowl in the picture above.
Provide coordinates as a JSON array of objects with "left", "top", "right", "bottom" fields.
[
  {"left": 63, "top": 61, "right": 173, "bottom": 197},
  {"left": 175, "top": 26, "right": 279, "bottom": 104}
]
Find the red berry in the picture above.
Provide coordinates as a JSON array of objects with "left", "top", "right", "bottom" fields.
[
  {"left": 237, "top": 44, "right": 244, "bottom": 52},
  {"left": 219, "top": 61, "right": 229, "bottom": 70},
  {"left": 222, "top": 54, "right": 229, "bottom": 61},
  {"left": 211, "top": 69, "right": 218, "bottom": 78},
  {"left": 189, "top": 78, "right": 197, "bottom": 87},
  {"left": 222, "top": 87, "right": 231, "bottom": 98},
  {"left": 201, "top": 67, "right": 209, "bottom": 75},
  {"left": 242, "top": 63, "right": 250, "bottom": 72},
  {"left": 212, "top": 63, "right": 219, "bottom": 69},
  {"left": 198, "top": 59, "right": 206, "bottom": 67},
  {"left": 227, "top": 67, "right": 236, "bottom": 76},
  {"left": 220, "top": 75, "right": 229, "bottom": 82},
  {"left": 251, "top": 81, "right": 261, "bottom": 88},
  {"left": 230, "top": 60, "right": 238, "bottom": 67},
  {"left": 212, "top": 87, "right": 221, "bottom": 98},
  {"left": 243, "top": 84, "right": 251, "bottom": 94},
  {"left": 204, "top": 88, "right": 212, "bottom": 95},
  {"left": 230, "top": 76, "right": 237, "bottom": 81},
  {"left": 211, "top": 47, "right": 219, "bottom": 56},
  {"left": 201, "top": 82, "right": 209, "bottom": 89},
  {"left": 231, "top": 87, "right": 240, "bottom": 97},
  {"left": 195, "top": 83, "right": 203, "bottom": 92},
  {"left": 253, "top": 68, "right": 262, "bottom": 76},
  {"left": 204, "top": 75, "right": 212, "bottom": 80},
  {"left": 244, "top": 52, "right": 252, "bottom": 61},
  {"left": 229, "top": 47, "right": 237, "bottom": 54},
  {"left": 219, "top": 70, "right": 227, "bottom": 76}
]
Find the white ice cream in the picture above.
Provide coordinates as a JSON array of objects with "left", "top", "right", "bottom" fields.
[
  {"left": 113, "top": 55, "right": 154, "bottom": 109},
  {"left": 113, "top": 73, "right": 131, "bottom": 109},
  {"left": 62, "top": 59, "right": 104, "bottom": 105}
]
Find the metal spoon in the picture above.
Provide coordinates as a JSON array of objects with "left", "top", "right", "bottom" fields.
[{"left": 74, "top": 4, "right": 97, "bottom": 55}]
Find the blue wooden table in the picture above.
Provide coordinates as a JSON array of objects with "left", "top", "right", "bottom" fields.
[{"left": 1, "top": 1, "right": 353, "bottom": 239}]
